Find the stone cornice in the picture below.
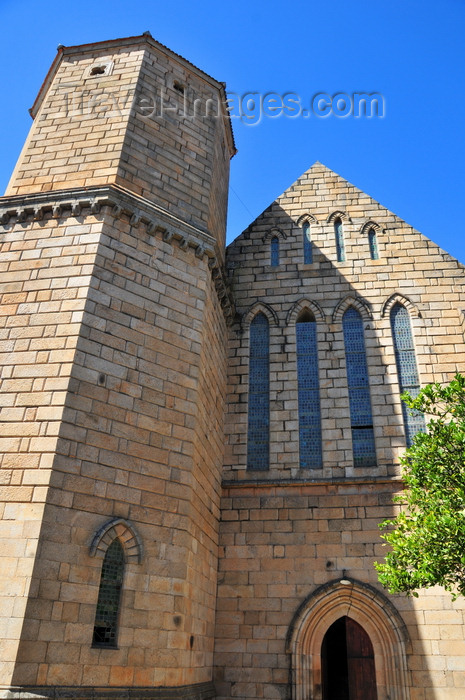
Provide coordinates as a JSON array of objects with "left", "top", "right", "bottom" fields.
[
  {"left": 222, "top": 476, "right": 403, "bottom": 489},
  {"left": 0, "top": 184, "right": 235, "bottom": 323}
]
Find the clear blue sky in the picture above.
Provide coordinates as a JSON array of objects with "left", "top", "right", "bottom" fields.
[{"left": 1, "top": 0, "right": 464, "bottom": 261}]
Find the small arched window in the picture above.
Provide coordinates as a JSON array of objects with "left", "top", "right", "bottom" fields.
[
  {"left": 303, "top": 221, "right": 312, "bottom": 264},
  {"left": 270, "top": 236, "right": 280, "bottom": 266},
  {"left": 296, "top": 311, "right": 322, "bottom": 468},
  {"left": 335, "top": 218, "right": 345, "bottom": 262},
  {"left": 247, "top": 312, "right": 270, "bottom": 470},
  {"left": 343, "top": 307, "right": 376, "bottom": 467},
  {"left": 92, "top": 538, "right": 125, "bottom": 647},
  {"left": 368, "top": 228, "right": 379, "bottom": 260},
  {"left": 390, "top": 303, "right": 425, "bottom": 446}
]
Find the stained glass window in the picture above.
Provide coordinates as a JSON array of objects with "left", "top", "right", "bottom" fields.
[
  {"left": 270, "top": 236, "right": 279, "bottom": 266},
  {"left": 335, "top": 218, "right": 345, "bottom": 262},
  {"left": 303, "top": 221, "right": 312, "bottom": 264},
  {"left": 92, "top": 538, "right": 124, "bottom": 647},
  {"left": 368, "top": 228, "right": 379, "bottom": 260},
  {"left": 247, "top": 313, "right": 270, "bottom": 470},
  {"left": 343, "top": 308, "right": 376, "bottom": 467},
  {"left": 390, "top": 303, "right": 425, "bottom": 446},
  {"left": 297, "top": 313, "right": 322, "bottom": 468}
]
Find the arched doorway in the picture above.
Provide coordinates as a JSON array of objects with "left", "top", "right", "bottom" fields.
[
  {"left": 286, "top": 579, "right": 411, "bottom": 700},
  {"left": 321, "top": 616, "right": 377, "bottom": 700}
]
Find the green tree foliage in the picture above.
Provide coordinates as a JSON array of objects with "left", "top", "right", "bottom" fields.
[{"left": 375, "top": 374, "right": 465, "bottom": 598}]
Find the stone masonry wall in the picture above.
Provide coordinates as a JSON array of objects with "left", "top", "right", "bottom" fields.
[
  {"left": 214, "top": 483, "right": 465, "bottom": 700},
  {"left": 6, "top": 45, "right": 144, "bottom": 196},
  {"left": 215, "top": 162, "right": 465, "bottom": 699},
  {"left": 0, "top": 212, "right": 101, "bottom": 685},
  {"left": 187, "top": 276, "right": 228, "bottom": 679},
  {"left": 6, "top": 35, "right": 233, "bottom": 254},
  {"left": 1, "top": 33, "right": 233, "bottom": 693},
  {"left": 118, "top": 44, "right": 233, "bottom": 251},
  {"left": 1, "top": 205, "right": 227, "bottom": 689},
  {"left": 224, "top": 162, "right": 465, "bottom": 481}
]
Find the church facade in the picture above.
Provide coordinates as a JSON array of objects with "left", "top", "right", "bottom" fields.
[{"left": 1, "top": 33, "right": 465, "bottom": 700}]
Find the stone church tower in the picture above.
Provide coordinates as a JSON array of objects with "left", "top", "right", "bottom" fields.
[
  {"left": 2, "top": 33, "right": 465, "bottom": 700},
  {"left": 0, "top": 34, "right": 234, "bottom": 699}
]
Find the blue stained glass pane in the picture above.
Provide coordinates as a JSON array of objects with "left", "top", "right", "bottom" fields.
[
  {"left": 335, "top": 219, "right": 345, "bottom": 262},
  {"left": 270, "top": 237, "right": 279, "bottom": 267},
  {"left": 348, "top": 387, "right": 373, "bottom": 425},
  {"left": 352, "top": 428, "right": 377, "bottom": 468},
  {"left": 342, "top": 318, "right": 366, "bottom": 352},
  {"left": 303, "top": 222, "right": 312, "bottom": 264},
  {"left": 391, "top": 307, "right": 416, "bottom": 352},
  {"left": 402, "top": 403, "right": 425, "bottom": 447},
  {"left": 249, "top": 393, "right": 269, "bottom": 411},
  {"left": 390, "top": 304, "right": 426, "bottom": 446},
  {"left": 346, "top": 355, "right": 370, "bottom": 386},
  {"left": 369, "top": 229, "right": 379, "bottom": 260},
  {"left": 247, "top": 313, "right": 270, "bottom": 470},
  {"left": 343, "top": 308, "right": 376, "bottom": 466},
  {"left": 297, "top": 319, "right": 322, "bottom": 469},
  {"left": 400, "top": 365, "right": 421, "bottom": 387}
]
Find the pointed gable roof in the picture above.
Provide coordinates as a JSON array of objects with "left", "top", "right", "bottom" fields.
[{"left": 227, "top": 162, "right": 464, "bottom": 271}]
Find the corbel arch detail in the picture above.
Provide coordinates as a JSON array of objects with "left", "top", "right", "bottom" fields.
[
  {"left": 263, "top": 226, "right": 287, "bottom": 242},
  {"left": 286, "top": 578, "right": 411, "bottom": 700},
  {"left": 242, "top": 302, "right": 279, "bottom": 330},
  {"left": 326, "top": 210, "right": 352, "bottom": 224},
  {"left": 297, "top": 213, "right": 319, "bottom": 226},
  {"left": 381, "top": 293, "right": 421, "bottom": 319},
  {"left": 360, "top": 219, "right": 383, "bottom": 236},
  {"left": 286, "top": 299, "right": 325, "bottom": 326},
  {"left": 90, "top": 517, "right": 143, "bottom": 564},
  {"left": 332, "top": 295, "right": 373, "bottom": 324}
]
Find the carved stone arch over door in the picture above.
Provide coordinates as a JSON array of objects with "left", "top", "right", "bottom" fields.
[{"left": 286, "top": 579, "right": 411, "bottom": 700}]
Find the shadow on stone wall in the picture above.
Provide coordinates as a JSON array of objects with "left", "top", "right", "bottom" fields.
[{"left": 213, "top": 203, "right": 439, "bottom": 699}]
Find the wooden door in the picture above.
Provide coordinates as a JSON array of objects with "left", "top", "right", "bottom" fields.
[{"left": 321, "top": 616, "right": 377, "bottom": 700}]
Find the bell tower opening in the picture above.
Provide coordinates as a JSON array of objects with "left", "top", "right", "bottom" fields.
[{"left": 321, "top": 616, "right": 377, "bottom": 700}]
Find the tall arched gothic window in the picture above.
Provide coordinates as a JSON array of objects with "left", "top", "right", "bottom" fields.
[
  {"left": 92, "top": 538, "right": 125, "bottom": 647},
  {"left": 247, "top": 312, "right": 270, "bottom": 470},
  {"left": 296, "top": 311, "right": 322, "bottom": 468},
  {"left": 335, "top": 218, "right": 345, "bottom": 262},
  {"left": 390, "top": 303, "right": 425, "bottom": 446},
  {"left": 302, "top": 221, "right": 312, "bottom": 264},
  {"left": 343, "top": 307, "right": 376, "bottom": 467}
]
